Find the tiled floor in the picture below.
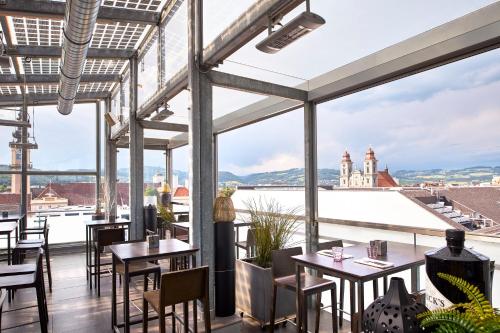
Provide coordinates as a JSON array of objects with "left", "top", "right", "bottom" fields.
[{"left": 1, "top": 252, "right": 350, "bottom": 333}]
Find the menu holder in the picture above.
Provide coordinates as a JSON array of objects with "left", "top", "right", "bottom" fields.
[
  {"left": 317, "top": 249, "right": 354, "bottom": 259},
  {"left": 354, "top": 257, "right": 394, "bottom": 269}
]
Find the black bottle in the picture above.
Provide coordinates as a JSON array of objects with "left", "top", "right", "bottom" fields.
[{"left": 424, "top": 229, "right": 491, "bottom": 310}]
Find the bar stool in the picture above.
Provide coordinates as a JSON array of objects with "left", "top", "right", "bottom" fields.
[
  {"left": 13, "top": 221, "right": 52, "bottom": 292},
  {"left": 270, "top": 247, "right": 338, "bottom": 333},
  {"left": 0, "top": 249, "right": 48, "bottom": 333},
  {"left": 143, "top": 266, "right": 211, "bottom": 333}
]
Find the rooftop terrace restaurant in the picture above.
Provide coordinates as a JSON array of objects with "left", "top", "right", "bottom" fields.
[{"left": 0, "top": 0, "right": 499, "bottom": 332}]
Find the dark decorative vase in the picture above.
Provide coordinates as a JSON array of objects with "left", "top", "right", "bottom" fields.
[{"left": 363, "top": 277, "right": 427, "bottom": 333}]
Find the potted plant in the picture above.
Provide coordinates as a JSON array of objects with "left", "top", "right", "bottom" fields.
[
  {"left": 144, "top": 187, "right": 157, "bottom": 206},
  {"left": 157, "top": 205, "right": 175, "bottom": 239},
  {"left": 418, "top": 273, "right": 500, "bottom": 332},
  {"left": 235, "top": 197, "right": 300, "bottom": 327}
]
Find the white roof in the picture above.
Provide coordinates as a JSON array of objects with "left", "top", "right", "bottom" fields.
[{"left": 232, "top": 189, "right": 453, "bottom": 230}]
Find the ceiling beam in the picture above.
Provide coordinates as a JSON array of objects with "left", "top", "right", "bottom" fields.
[
  {"left": 0, "top": 119, "right": 31, "bottom": 127},
  {"left": 0, "top": 92, "right": 109, "bottom": 106},
  {"left": 139, "top": 120, "right": 188, "bottom": 132},
  {"left": 0, "top": 0, "right": 159, "bottom": 25},
  {"left": 0, "top": 74, "right": 120, "bottom": 86},
  {"left": 167, "top": 1, "right": 500, "bottom": 149},
  {"left": 6, "top": 46, "right": 135, "bottom": 59},
  {"left": 208, "top": 70, "right": 308, "bottom": 101}
]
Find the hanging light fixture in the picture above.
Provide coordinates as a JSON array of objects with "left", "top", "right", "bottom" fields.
[{"left": 256, "top": 0, "right": 325, "bottom": 54}]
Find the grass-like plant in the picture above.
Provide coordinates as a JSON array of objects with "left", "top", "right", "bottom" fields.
[
  {"left": 157, "top": 205, "right": 175, "bottom": 228},
  {"left": 418, "top": 273, "right": 500, "bottom": 332},
  {"left": 243, "top": 197, "right": 301, "bottom": 268}
]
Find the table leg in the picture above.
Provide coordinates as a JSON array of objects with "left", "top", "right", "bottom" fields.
[
  {"left": 295, "top": 263, "right": 301, "bottom": 333},
  {"left": 411, "top": 265, "right": 420, "bottom": 293},
  {"left": 191, "top": 254, "right": 196, "bottom": 268},
  {"left": 349, "top": 280, "right": 356, "bottom": 333},
  {"left": 111, "top": 254, "right": 117, "bottom": 329},
  {"left": 123, "top": 262, "right": 130, "bottom": 333},
  {"left": 373, "top": 279, "right": 379, "bottom": 299},
  {"left": 7, "top": 233, "right": 11, "bottom": 265},
  {"left": 357, "top": 281, "right": 364, "bottom": 333},
  {"left": 86, "top": 226, "right": 89, "bottom": 281}
]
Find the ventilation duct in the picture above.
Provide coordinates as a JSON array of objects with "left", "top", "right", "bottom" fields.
[{"left": 57, "top": 0, "right": 101, "bottom": 115}]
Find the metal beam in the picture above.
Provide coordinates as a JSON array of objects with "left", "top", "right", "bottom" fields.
[
  {"left": 26, "top": 170, "right": 97, "bottom": 176},
  {"left": 0, "top": 17, "right": 22, "bottom": 79},
  {"left": 6, "top": 46, "right": 134, "bottom": 59},
  {"left": 95, "top": 101, "right": 101, "bottom": 213},
  {"left": 0, "top": 119, "right": 30, "bottom": 127},
  {"left": 104, "top": 97, "right": 117, "bottom": 218},
  {"left": 0, "top": 92, "right": 109, "bottom": 106},
  {"left": 0, "top": 74, "right": 120, "bottom": 86},
  {"left": 208, "top": 70, "right": 308, "bottom": 101},
  {"left": 304, "top": 101, "right": 318, "bottom": 254},
  {"left": 139, "top": 120, "right": 188, "bottom": 132},
  {"left": 188, "top": 0, "right": 215, "bottom": 310},
  {"left": 168, "top": 1, "right": 500, "bottom": 148},
  {"left": 128, "top": 55, "right": 144, "bottom": 240},
  {"left": 149, "top": 109, "right": 174, "bottom": 121},
  {"left": 111, "top": 0, "right": 304, "bottom": 131},
  {"left": 0, "top": 0, "right": 159, "bottom": 25}
]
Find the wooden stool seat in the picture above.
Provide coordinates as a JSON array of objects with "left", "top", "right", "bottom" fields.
[
  {"left": 275, "top": 273, "right": 336, "bottom": 293},
  {"left": 0, "top": 272, "right": 36, "bottom": 287},
  {"left": 0, "top": 263, "right": 36, "bottom": 276}
]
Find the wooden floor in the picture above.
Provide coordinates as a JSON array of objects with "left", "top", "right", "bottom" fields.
[{"left": 1, "top": 253, "right": 351, "bottom": 333}]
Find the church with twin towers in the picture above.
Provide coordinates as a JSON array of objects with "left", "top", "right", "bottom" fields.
[{"left": 339, "top": 147, "right": 399, "bottom": 188}]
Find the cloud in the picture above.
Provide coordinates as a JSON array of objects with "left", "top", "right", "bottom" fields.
[{"left": 225, "top": 153, "right": 303, "bottom": 175}]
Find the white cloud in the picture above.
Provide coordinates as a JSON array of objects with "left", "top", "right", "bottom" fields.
[{"left": 225, "top": 153, "right": 303, "bottom": 175}]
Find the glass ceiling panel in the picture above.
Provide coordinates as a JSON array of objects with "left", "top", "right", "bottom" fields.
[
  {"left": 0, "top": 86, "right": 19, "bottom": 95},
  {"left": 12, "top": 18, "right": 63, "bottom": 46},
  {"left": 22, "top": 58, "right": 126, "bottom": 75},
  {"left": 102, "top": 0, "right": 163, "bottom": 11},
  {"left": 91, "top": 22, "right": 148, "bottom": 49}
]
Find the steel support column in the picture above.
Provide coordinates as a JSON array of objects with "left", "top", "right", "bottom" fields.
[
  {"left": 188, "top": 0, "right": 215, "bottom": 310},
  {"left": 304, "top": 101, "right": 318, "bottom": 254},
  {"left": 157, "top": 23, "right": 166, "bottom": 88},
  {"left": 105, "top": 98, "right": 118, "bottom": 218},
  {"left": 165, "top": 148, "right": 173, "bottom": 190},
  {"left": 129, "top": 55, "right": 144, "bottom": 240},
  {"left": 20, "top": 97, "right": 28, "bottom": 230},
  {"left": 213, "top": 134, "right": 218, "bottom": 197},
  {"left": 120, "top": 79, "right": 126, "bottom": 121},
  {"left": 96, "top": 101, "right": 101, "bottom": 211}
]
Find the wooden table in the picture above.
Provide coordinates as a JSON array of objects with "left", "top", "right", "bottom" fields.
[
  {"left": 0, "top": 214, "right": 24, "bottom": 223},
  {"left": 171, "top": 221, "right": 251, "bottom": 249},
  {"left": 85, "top": 219, "right": 130, "bottom": 288},
  {"left": 110, "top": 239, "right": 198, "bottom": 333},
  {"left": 292, "top": 242, "right": 430, "bottom": 333},
  {"left": 0, "top": 222, "right": 19, "bottom": 265}
]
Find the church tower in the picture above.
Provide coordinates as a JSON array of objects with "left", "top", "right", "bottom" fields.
[
  {"left": 339, "top": 150, "right": 352, "bottom": 188},
  {"left": 10, "top": 147, "right": 30, "bottom": 194},
  {"left": 363, "top": 147, "right": 377, "bottom": 187}
]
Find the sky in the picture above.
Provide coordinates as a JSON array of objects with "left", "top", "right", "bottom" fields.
[{"left": 1, "top": 0, "right": 499, "bottom": 175}]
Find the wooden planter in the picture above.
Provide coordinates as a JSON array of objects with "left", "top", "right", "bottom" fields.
[{"left": 235, "top": 258, "right": 296, "bottom": 328}]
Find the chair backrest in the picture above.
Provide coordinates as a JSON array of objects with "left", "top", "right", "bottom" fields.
[
  {"left": 317, "top": 240, "right": 343, "bottom": 251},
  {"left": 96, "top": 228, "right": 125, "bottom": 247},
  {"left": 34, "top": 249, "right": 44, "bottom": 284},
  {"left": 160, "top": 266, "right": 209, "bottom": 307},
  {"left": 246, "top": 229, "right": 256, "bottom": 257},
  {"left": 271, "top": 246, "right": 303, "bottom": 278}
]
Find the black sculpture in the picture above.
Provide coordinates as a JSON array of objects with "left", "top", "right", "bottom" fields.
[{"left": 363, "top": 277, "right": 427, "bottom": 333}]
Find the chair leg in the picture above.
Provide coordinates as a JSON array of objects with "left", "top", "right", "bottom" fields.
[
  {"left": 303, "top": 294, "right": 308, "bottom": 333},
  {"left": 96, "top": 248, "right": 101, "bottom": 297},
  {"left": 203, "top": 298, "right": 211, "bottom": 333},
  {"left": 314, "top": 293, "right": 321, "bottom": 333},
  {"left": 142, "top": 298, "right": 149, "bottom": 332},
  {"left": 331, "top": 287, "right": 338, "bottom": 333},
  {"left": 143, "top": 274, "right": 149, "bottom": 292},
  {"left": 297, "top": 293, "right": 302, "bottom": 333},
  {"left": 44, "top": 244, "right": 52, "bottom": 293},
  {"left": 171, "top": 305, "right": 176, "bottom": 333},
  {"left": 269, "top": 284, "right": 277, "bottom": 333},
  {"left": 339, "top": 279, "right": 345, "bottom": 327},
  {"left": 159, "top": 306, "right": 166, "bottom": 333},
  {"left": 183, "top": 301, "right": 189, "bottom": 333},
  {"left": 36, "top": 284, "right": 48, "bottom": 333}
]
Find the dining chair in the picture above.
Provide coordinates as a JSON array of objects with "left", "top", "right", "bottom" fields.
[
  {"left": 143, "top": 266, "right": 211, "bottom": 333},
  {"left": 235, "top": 228, "right": 255, "bottom": 259},
  {"left": 0, "top": 249, "right": 48, "bottom": 333},
  {"left": 13, "top": 222, "right": 52, "bottom": 292},
  {"left": 113, "top": 239, "right": 162, "bottom": 292},
  {"left": 20, "top": 216, "right": 47, "bottom": 240},
  {"left": 94, "top": 228, "right": 126, "bottom": 296},
  {"left": 270, "top": 247, "right": 338, "bottom": 333}
]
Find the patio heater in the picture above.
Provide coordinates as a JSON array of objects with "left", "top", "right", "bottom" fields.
[{"left": 256, "top": 0, "right": 325, "bottom": 54}]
